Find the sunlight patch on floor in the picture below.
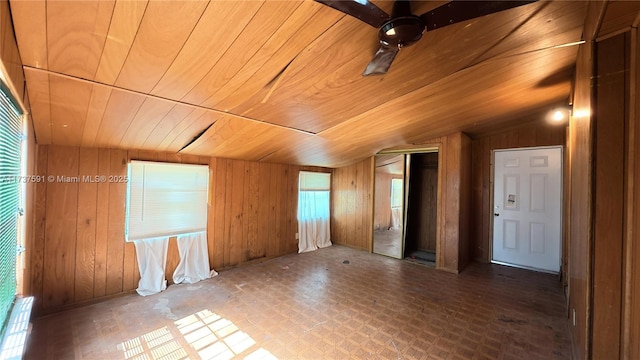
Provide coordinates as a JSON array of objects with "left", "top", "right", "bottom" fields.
[{"left": 119, "top": 309, "right": 277, "bottom": 360}]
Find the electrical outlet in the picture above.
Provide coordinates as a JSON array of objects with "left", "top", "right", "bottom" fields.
[
  {"left": 572, "top": 309, "right": 576, "bottom": 326},
  {"left": 295, "top": 232, "right": 299, "bottom": 240}
]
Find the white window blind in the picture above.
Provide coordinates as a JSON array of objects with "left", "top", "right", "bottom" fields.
[
  {"left": 0, "top": 83, "right": 22, "bottom": 335},
  {"left": 299, "top": 171, "right": 330, "bottom": 191},
  {"left": 126, "top": 161, "right": 209, "bottom": 242}
]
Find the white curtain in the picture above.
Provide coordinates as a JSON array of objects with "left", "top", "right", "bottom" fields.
[
  {"left": 390, "top": 207, "right": 403, "bottom": 229},
  {"left": 298, "top": 191, "right": 331, "bottom": 253},
  {"left": 134, "top": 237, "right": 169, "bottom": 296},
  {"left": 173, "top": 231, "right": 217, "bottom": 284}
]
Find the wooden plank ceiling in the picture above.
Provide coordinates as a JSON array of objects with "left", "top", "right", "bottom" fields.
[{"left": 11, "top": 0, "right": 587, "bottom": 167}]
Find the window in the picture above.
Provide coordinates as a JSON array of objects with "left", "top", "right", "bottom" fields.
[
  {"left": 298, "top": 171, "right": 331, "bottom": 221},
  {"left": 126, "top": 161, "right": 209, "bottom": 241},
  {"left": 391, "top": 178, "right": 403, "bottom": 208},
  {"left": 0, "top": 83, "right": 23, "bottom": 333},
  {"left": 297, "top": 171, "right": 331, "bottom": 253}
]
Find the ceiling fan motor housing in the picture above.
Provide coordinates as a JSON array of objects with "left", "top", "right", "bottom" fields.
[{"left": 379, "top": 16, "right": 425, "bottom": 48}]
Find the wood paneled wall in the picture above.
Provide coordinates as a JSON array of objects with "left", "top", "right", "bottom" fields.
[
  {"left": 437, "top": 133, "right": 472, "bottom": 273},
  {"left": 591, "top": 32, "right": 628, "bottom": 359},
  {"left": 567, "top": 43, "right": 593, "bottom": 360},
  {"left": 31, "top": 145, "right": 328, "bottom": 315},
  {"left": 331, "top": 157, "right": 374, "bottom": 251},
  {"left": 470, "top": 121, "right": 566, "bottom": 263},
  {"left": 628, "top": 27, "right": 640, "bottom": 360},
  {"left": 566, "top": 2, "right": 605, "bottom": 358}
]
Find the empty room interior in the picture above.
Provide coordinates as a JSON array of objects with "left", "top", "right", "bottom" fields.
[{"left": 0, "top": 0, "right": 639, "bottom": 359}]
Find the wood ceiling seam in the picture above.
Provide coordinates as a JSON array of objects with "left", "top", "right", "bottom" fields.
[
  {"left": 44, "top": 0, "right": 49, "bottom": 70},
  {"left": 80, "top": 84, "right": 100, "bottom": 147},
  {"left": 90, "top": 0, "right": 118, "bottom": 81},
  {"left": 166, "top": 1, "right": 268, "bottom": 102},
  {"left": 44, "top": 0, "right": 52, "bottom": 144},
  {"left": 95, "top": 89, "right": 146, "bottom": 148},
  {"left": 113, "top": 1, "right": 209, "bottom": 93},
  {"left": 142, "top": 105, "right": 196, "bottom": 150},
  {"left": 259, "top": 12, "right": 348, "bottom": 105},
  {"left": 81, "top": 85, "right": 113, "bottom": 148},
  {"left": 137, "top": 102, "right": 179, "bottom": 149},
  {"left": 201, "top": 2, "right": 333, "bottom": 111},
  {"left": 156, "top": 108, "right": 207, "bottom": 152},
  {"left": 178, "top": 1, "right": 303, "bottom": 106},
  {"left": 23, "top": 68, "right": 53, "bottom": 144},
  {"left": 164, "top": 109, "right": 214, "bottom": 152},
  {"left": 109, "top": 0, "right": 149, "bottom": 87},
  {"left": 116, "top": 97, "right": 155, "bottom": 149},
  {"left": 46, "top": 70, "right": 52, "bottom": 145},
  {"left": 146, "top": 0, "right": 213, "bottom": 96},
  {"left": 25, "top": 66, "right": 316, "bottom": 137},
  {"left": 92, "top": 0, "right": 149, "bottom": 85},
  {"left": 463, "top": 1, "right": 549, "bottom": 71}
]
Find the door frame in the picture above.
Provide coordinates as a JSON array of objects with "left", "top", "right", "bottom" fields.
[
  {"left": 372, "top": 144, "right": 443, "bottom": 266},
  {"left": 489, "top": 145, "right": 564, "bottom": 273}
]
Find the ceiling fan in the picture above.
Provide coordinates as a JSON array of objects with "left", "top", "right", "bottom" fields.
[{"left": 314, "top": 0, "right": 537, "bottom": 76}]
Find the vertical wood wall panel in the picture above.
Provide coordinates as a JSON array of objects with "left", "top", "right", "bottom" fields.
[
  {"left": 43, "top": 146, "right": 79, "bottom": 308},
  {"left": 331, "top": 157, "right": 374, "bottom": 250},
  {"left": 75, "top": 148, "right": 98, "bottom": 302},
  {"left": 31, "top": 145, "right": 326, "bottom": 314},
  {"left": 568, "top": 42, "right": 595, "bottom": 360},
  {"left": 442, "top": 134, "right": 461, "bottom": 272},
  {"left": 629, "top": 26, "right": 640, "bottom": 360},
  {"left": 591, "top": 32, "right": 628, "bottom": 359},
  {"left": 93, "top": 149, "right": 110, "bottom": 298},
  {"left": 105, "top": 150, "right": 127, "bottom": 295},
  {"left": 207, "top": 158, "right": 217, "bottom": 268},
  {"left": 31, "top": 146, "right": 48, "bottom": 311}
]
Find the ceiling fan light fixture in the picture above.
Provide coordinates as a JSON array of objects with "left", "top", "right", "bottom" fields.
[
  {"left": 379, "top": 16, "right": 425, "bottom": 48},
  {"left": 314, "top": 0, "right": 538, "bottom": 76}
]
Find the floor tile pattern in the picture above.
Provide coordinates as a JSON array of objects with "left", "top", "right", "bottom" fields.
[{"left": 24, "top": 245, "right": 572, "bottom": 359}]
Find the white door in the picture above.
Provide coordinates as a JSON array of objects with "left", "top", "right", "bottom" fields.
[{"left": 492, "top": 147, "right": 562, "bottom": 273}]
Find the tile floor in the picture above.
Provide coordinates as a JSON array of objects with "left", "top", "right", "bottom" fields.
[{"left": 24, "top": 245, "right": 572, "bottom": 360}]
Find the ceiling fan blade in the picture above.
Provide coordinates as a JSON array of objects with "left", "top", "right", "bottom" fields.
[
  {"left": 420, "top": 1, "right": 537, "bottom": 31},
  {"left": 363, "top": 46, "right": 399, "bottom": 76},
  {"left": 314, "top": 0, "right": 390, "bottom": 29}
]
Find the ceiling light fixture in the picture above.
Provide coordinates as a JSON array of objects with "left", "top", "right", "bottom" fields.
[{"left": 547, "top": 106, "right": 571, "bottom": 124}]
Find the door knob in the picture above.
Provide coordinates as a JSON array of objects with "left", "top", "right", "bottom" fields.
[{"left": 494, "top": 213, "right": 500, "bottom": 217}]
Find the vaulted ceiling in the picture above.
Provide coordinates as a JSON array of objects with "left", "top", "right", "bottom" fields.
[{"left": 11, "top": 0, "right": 588, "bottom": 167}]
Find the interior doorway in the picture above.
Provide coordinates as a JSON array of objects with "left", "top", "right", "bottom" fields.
[
  {"left": 404, "top": 152, "right": 439, "bottom": 265},
  {"left": 373, "top": 151, "right": 440, "bottom": 266}
]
